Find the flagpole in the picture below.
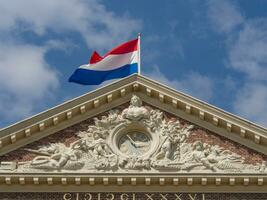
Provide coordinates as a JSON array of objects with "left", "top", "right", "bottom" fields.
[{"left": 138, "top": 33, "right": 141, "bottom": 75}]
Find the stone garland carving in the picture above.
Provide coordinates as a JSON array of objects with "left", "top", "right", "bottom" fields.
[{"left": 0, "top": 95, "right": 266, "bottom": 173}]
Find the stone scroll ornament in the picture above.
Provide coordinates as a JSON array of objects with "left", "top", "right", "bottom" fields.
[{"left": 2, "top": 95, "right": 266, "bottom": 173}]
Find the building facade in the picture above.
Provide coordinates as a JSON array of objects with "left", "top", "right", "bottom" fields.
[{"left": 0, "top": 75, "right": 267, "bottom": 200}]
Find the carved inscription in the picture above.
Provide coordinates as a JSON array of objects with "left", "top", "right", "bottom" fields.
[{"left": 1, "top": 192, "right": 267, "bottom": 200}]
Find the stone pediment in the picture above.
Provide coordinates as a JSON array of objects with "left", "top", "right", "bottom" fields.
[
  {"left": 0, "top": 74, "right": 267, "bottom": 192},
  {"left": 0, "top": 95, "right": 266, "bottom": 174}
]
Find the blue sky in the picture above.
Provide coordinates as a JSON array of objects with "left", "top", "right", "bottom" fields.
[{"left": 0, "top": 0, "right": 267, "bottom": 128}]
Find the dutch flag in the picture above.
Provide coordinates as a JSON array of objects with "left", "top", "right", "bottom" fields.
[{"left": 69, "top": 36, "right": 140, "bottom": 85}]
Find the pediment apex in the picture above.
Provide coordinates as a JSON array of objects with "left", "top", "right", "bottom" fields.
[{"left": 0, "top": 74, "right": 266, "bottom": 158}]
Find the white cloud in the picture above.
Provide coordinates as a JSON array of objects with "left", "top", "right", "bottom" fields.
[
  {"left": 145, "top": 66, "right": 213, "bottom": 102},
  {"left": 207, "top": 0, "right": 244, "bottom": 33},
  {"left": 233, "top": 83, "right": 267, "bottom": 126},
  {"left": 0, "top": 0, "right": 141, "bottom": 50},
  {"left": 0, "top": 42, "right": 59, "bottom": 123},
  {"left": 229, "top": 19, "right": 267, "bottom": 81},
  {"left": 227, "top": 18, "right": 267, "bottom": 127},
  {"left": 207, "top": 0, "right": 267, "bottom": 127},
  {"left": 0, "top": 44, "right": 58, "bottom": 97}
]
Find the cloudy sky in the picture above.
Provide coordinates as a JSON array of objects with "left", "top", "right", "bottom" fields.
[{"left": 0, "top": 0, "right": 267, "bottom": 128}]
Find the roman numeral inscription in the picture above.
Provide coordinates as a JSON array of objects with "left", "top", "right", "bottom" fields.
[
  {"left": 62, "top": 193, "right": 205, "bottom": 200},
  {"left": 0, "top": 192, "right": 266, "bottom": 200}
]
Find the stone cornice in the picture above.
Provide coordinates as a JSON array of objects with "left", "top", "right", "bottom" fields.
[{"left": 0, "top": 173, "right": 266, "bottom": 192}]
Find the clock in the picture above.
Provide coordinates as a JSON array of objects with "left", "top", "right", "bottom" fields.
[{"left": 118, "top": 132, "right": 151, "bottom": 156}]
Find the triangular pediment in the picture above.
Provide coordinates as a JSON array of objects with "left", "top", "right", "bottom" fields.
[
  {"left": 1, "top": 74, "right": 266, "bottom": 156},
  {"left": 0, "top": 74, "right": 267, "bottom": 191},
  {"left": 1, "top": 98, "right": 266, "bottom": 175}
]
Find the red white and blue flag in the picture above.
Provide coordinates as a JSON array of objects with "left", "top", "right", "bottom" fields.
[{"left": 69, "top": 37, "right": 140, "bottom": 85}]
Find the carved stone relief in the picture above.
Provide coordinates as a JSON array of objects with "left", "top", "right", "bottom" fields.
[{"left": 0, "top": 95, "right": 266, "bottom": 173}]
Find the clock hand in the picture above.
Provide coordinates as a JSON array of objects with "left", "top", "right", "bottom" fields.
[
  {"left": 126, "top": 134, "right": 137, "bottom": 147},
  {"left": 126, "top": 134, "right": 148, "bottom": 148}
]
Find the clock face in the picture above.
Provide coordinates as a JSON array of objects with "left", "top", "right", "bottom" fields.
[{"left": 118, "top": 132, "right": 151, "bottom": 156}]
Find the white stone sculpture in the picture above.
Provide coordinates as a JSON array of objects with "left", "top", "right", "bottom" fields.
[
  {"left": 25, "top": 140, "right": 85, "bottom": 171},
  {"left": 122, "top": 95, "right": 149, "bottom": 121},
  {"left": 2, "top": 95, "right": 266, "bottom": 173}
]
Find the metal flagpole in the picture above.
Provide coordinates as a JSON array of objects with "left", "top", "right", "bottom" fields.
[{"left": 138, "top": 33, "right": 141, "bottom": 75}]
